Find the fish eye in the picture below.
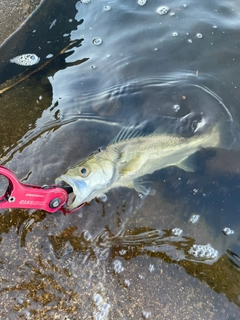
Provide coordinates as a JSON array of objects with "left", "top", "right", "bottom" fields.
[{"left": 78, "top": 166, "right": 90, "bottom": 178}]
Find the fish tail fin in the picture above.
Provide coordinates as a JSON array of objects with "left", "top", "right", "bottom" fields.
[
  {"left": 218, "top": 118, "right": 240, "bottom": 150},
  {"left": 179, "top": 112, "right": 239, "bottom": 150},
  {"left": 194, "top": 114, "right": 238, "bottom": 150}
]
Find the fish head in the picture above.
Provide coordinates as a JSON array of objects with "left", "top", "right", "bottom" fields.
[{"left": 55, "top": 153, "right": 116, "bottom": 210}]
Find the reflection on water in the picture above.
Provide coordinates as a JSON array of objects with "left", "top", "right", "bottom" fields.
[{"left": 0, "top": 0, "right": 240, "bottom": 318}]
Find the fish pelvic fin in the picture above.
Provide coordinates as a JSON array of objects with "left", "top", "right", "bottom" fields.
[
  {"left": 176, "top": 156, "right": 196, "bottom": 172},
  {"left": 124, "top": 179, "right": 156, "bottom": 196}
]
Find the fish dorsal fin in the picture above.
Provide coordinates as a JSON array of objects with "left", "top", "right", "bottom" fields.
[
  {"left": 152, "top": 113, "right": 205, "bottom": 137},
  {"left": 151, "top": 117, "right": 184, "bottom": 136},
  {"left": 109, "top": 124, "right": 145, "bottom": 145},
  {"left": 110, "top": 113, "right": 204, "bottom": 145},
  {"left": 152, "top": 123, "right": 176, "bottom": 136},
  {"left": 109, "top": 119, "right": 175, "bottom": 146}
]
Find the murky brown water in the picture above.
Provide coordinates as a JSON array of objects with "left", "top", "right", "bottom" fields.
[{"left": 0, "top": 0, "right": 240, "bottom": 319}]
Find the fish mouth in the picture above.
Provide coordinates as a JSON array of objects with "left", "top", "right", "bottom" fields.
[{"left": 55, "top": 176, "right": 81, "bottom": 210}]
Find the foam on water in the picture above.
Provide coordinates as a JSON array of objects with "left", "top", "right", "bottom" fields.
[
  {"left": 10, "top": 54, "right": 40, "bottom": 66},
  {"left": 113, "top": 259, "right": 124, "bottom": 274},
  {"left": 189, "top": 214, "right": 200, "bottom": 224},
  {"left": 222, "top": 227, "right": 234, "bottom": 235},
  {"left": 172, "top": 228, "right": 183, "bottom": 236},
  {"left": 189, "top": 243, "right": 218, "bottom": 260},
  {"left": 156, "top": 6, "right": 169, "bottom": 15},
  {"left": 92, "top": 293, "right": 110, "bottom": 320}
]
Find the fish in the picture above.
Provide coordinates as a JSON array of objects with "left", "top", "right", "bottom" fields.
[
  {"left": 55, "top": 114, "right": 232, "bottom": 210},
  {"left": 10, "top": 53, "right": 40, "bottom": 66}
]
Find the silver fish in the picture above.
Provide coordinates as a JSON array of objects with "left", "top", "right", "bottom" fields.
[
  {"left": 10, "top": 53, "right": 40, "bottom": 66},
  {"left": 56, "top": 114, "right": 232, "bottom": 210}
]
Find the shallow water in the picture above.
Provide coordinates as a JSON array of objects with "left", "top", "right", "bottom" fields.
[{"left": 0, "top": 0, "right": 240, "bottom": 319}]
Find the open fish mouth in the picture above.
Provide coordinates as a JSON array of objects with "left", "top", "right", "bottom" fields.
[{"left": 55, "top": 178, "right": 78, "bottom": 209}]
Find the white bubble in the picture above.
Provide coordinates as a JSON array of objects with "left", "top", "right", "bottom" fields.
[
  {"left": 80, "top": 0, "right": 90, "bottom": 3},
  {"left": 90, "top": 65, "right": 97, "bottom": 69},
  {"left": 46, "top": 54, "right": 53, "bottom": 59},
  {"left": 188, "top": 39, "right": 193, "bottom": 43},
  {"left": 193, "top": 188, "right": 198, "bottom": 194},
  {"left": 172, "top": 228, "right": 183, "bottom": 236},
  {"left": 138, "top": 0, "right": 147, "bottom": 5},
  {"left": 113, "top": 259, "right": 124, "bottom": 274},
  {"left": 172, "top": 32, "right": 178, "bottom": 37},
  {"left": 196, "top": 33, "right": 203, "bottom": 38},
  {"left": 189, "top": 243, "right": 218, "bottom": 260},
  {"left": 83, "top": 230, "right": 92, "bottom": 241},
  {"left": 104, "top": 5, "right": 111, "bottom": 11},
  {"left": 92, "top": 37, "right": 102, "bottom": 46},
  {"left": 92, "top": 293, "right": 110, "bottom": 320},
  {"left": 222, "top": 227, "right": 234, "bottom": 235},
  {"left": 149, "top": 264, "right": 155, "bottom": 272},
  {"left": 189, "top": 214, "right": 200, "bottom": 224},
  {"left": 143, "top": 311, "right": 151, "bottom": 319},
  {"left": 156, "top": 6, "right": 169, "bottom": 15},
  {"left": 213, "top": 25, "right": 218, "bottom": 29},
  {"left": 183, "top": 4, "right": 188, "bottom": 8},
  {"left": 173, "top": 104, "right": 180, "bottom": 112},
  {"left": 93, "top": 293, "right": 103, "bottom": 305},
  {"left": 169, "top": 12, "right": 176, "bottom": 16},
  {"left": 124, "top": 279, "right": 130, "bottom": 287}
]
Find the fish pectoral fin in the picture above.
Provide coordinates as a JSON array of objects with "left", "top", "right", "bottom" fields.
[
  {"left": 177, "top": 156, "right": 196, "bottom": 172},
  {"left": 132, "top": 179, "right": 156, "bottom": 196},
  {"left": 120, "top": 156, "right": 141, "bottom": 176}
]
